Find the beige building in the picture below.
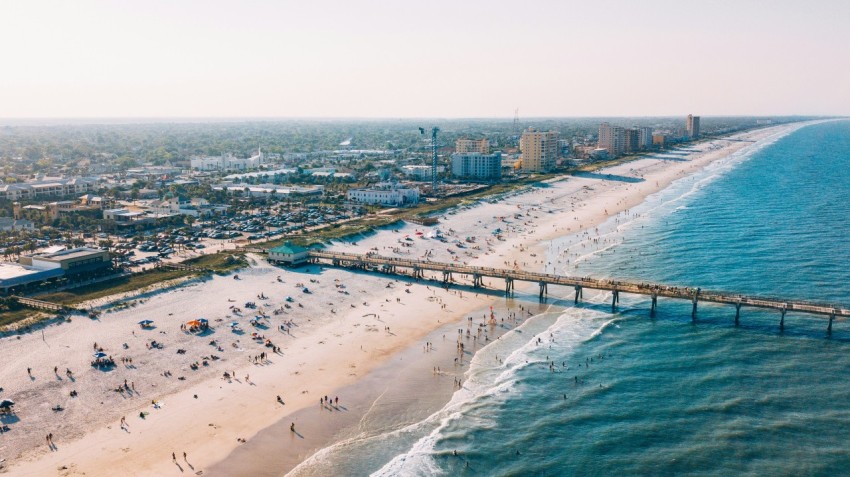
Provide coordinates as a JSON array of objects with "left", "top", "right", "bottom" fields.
[
  {"left": 686, "top": 114, "right": 700, "bottom": 138},
  {"left": 455, "top": 138, "right": 490, "bottom": 154},
  {"left": 598, "top": 122, "right": 626, "bottom": 157},
  {"left": 519, "top": 129, "right": 559, "bottom": 172}
]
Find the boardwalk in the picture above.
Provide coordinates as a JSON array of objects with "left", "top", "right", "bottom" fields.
[
  {"left": 307, "top": 251, "right": 850, "bottom": 332},
  {"left": 13, "top": 296, "right": 70, "bottom": 312}
]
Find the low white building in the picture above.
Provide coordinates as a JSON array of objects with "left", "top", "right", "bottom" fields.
[
  {"left": 0, "top": 177, "right": 98, "bottom": 200},
  {"left": 347, "top": 183, "right": 419, "bottom": 207},
  {"left": 401, "top": 165, "right": 445, "bottom": 181},
  {"left": 190, "top": 149, "right": 264, "bottom": 171}
]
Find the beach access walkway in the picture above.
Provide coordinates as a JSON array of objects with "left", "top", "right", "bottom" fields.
[{"left": 306, "top": 250, "right": 850, "bottom": 333}]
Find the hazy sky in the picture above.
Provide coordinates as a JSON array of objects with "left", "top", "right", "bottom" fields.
[{"left": 1, "top": 0, "right": 848, "bottom": 118}]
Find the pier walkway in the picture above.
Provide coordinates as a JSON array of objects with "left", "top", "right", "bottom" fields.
[
  {"left": 13, "top": 296, "right": 72, "bottom": 313},
  {"left": 307, "top": 251, "right": 850, "bottom": 332}
]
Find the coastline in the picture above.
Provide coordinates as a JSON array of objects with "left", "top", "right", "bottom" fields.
[{"left": 0, "top": 122, "right": 809, "bottom": 477}]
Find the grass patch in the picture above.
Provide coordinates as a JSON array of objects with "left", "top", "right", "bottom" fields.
[
  {"left": 0, "top": 306, "right": 48, "bottom": 328},
  {"left": 38, "top": 268, "right": 195, "bottom": 306},
  {"left": 184, "top": 252, "right": 249, "bottom": 274}
]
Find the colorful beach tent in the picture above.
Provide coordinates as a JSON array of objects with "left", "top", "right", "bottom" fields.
[{"left": 186, "top": 320, "right": 202, "bottom": 327}]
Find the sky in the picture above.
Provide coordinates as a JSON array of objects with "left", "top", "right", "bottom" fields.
[{"left": 1, "top": 0, "right": 848, "bottom": 118}]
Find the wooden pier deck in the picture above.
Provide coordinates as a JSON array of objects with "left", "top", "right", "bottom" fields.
[
  {"left": 13, "top": 296, "right": 71, "bottom": 313},
  {"left": 307, "top": 251, "right": 850, "bottom": 332}
]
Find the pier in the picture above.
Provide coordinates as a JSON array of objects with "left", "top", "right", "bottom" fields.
[{"left": 306, "top": 251, "right": 850, "bottom": 332}]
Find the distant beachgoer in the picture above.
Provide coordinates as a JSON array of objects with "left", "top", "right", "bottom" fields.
[
  {"left": 172, "top": 452, "right": 176, "bottom": 462},
  {"left": 290, "top": 423, "right": 295, "bottom": 432}
]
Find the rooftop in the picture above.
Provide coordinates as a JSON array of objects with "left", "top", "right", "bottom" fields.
[
  {"left": 270, "top": 242, "right": 309, "bottom": 255},
  {"left": 36, "top": 247, "right": 106, "bottom": 261}
]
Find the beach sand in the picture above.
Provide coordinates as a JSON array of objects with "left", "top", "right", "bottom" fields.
[{"left": 0, "top": 123, "right": 804, "bottom": 476}]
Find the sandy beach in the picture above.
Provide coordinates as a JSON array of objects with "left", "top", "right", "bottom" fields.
[{"left": 0, "top": 123, "right": 806, "bottom": 476}]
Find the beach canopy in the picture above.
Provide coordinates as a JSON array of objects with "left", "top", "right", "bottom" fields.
[
  {"left": 0, "top": 399, "right": 14, "bottom": 407},
  {"left": 93, "top": 352, "right": 107, "bottom": 358},
  {"left": 138, "top": 320, "right": 154, "bottom": 325},
  {"left": 198, "top": 318, "right": 209, "bottom": 324},
  {"left": 186, "top": 320, "right": 202, "bottom": 327},
  {"left": 229, "top": 322, "right": 240, "bottom": 327}
]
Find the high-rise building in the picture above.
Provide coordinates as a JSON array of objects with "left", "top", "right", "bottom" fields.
[
  {"left": 520, "top": 128, "right": 559, "bottom": 172},
  {"left": 451, "top": 152, "right": 502, "bottom": 181},
  {"left": 624, "top": 128, "right": 640, "bottom": 153},
  {"left": 638, "top": 127, "right": 653, "bottom": 149},
  {"left": 598, "top": 122, "right": 626, "bottom": 157},
  {"left": 686, "top": 114, "right": 700, "bottom": 139},
  {"left": 455, "top": 138, "right": 490, "bottom": 154}
]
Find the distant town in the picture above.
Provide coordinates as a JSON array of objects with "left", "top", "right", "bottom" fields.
[{"left": 0, "top": 115, "right": 805, "bottom": 307}]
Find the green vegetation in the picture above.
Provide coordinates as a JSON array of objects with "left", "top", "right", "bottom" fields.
[
  {"left": 0, "top": 298, "right": 47, "bottom": 328},
  {"left": 183, "top": 252, "right": 249, "bottom": 274},
  {"left": 38, "top": 268, "right": 195, "bottom": 305},
  {"left": 35, "top": 252, "right": 248, "bottom": 306}
]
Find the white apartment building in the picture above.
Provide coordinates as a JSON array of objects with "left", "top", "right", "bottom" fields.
[
  {"left": 0, "top": 177, "right": 98, "bottom": 201},
  {"left": 451, "top": 152, "right": 502, "bottom": 181},
  {"left": 347, "top": 183, "right": 420, "bottom": 207}
]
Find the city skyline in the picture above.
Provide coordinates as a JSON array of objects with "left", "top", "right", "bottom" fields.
[{"left": 1, "top": 0, "right": 849, "bottom": 118}]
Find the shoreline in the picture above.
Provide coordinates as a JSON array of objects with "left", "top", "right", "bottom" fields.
[{"left": 1, "top": 122, "right": 809, "bottom": 477}]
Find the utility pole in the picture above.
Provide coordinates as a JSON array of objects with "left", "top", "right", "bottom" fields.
[{"left": 419, "top": 127, "right": 440, "bottom": 193}]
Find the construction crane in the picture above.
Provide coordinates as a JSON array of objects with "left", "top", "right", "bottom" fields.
[{"left": 419, "top": 126, "right": 440, "bottom": 193}]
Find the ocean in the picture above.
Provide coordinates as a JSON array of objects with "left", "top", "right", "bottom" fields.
[{"left": 293, "top": 120, "right": 850, "bottom": 476}]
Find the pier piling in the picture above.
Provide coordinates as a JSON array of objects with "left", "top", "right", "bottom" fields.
[
  {"left": 612, "top": 290, "right": 619, "bottom": 312},
  {"left": 828, "top": 312, "right": 835, "bottom": 336},
  {"left": 574, "top": 285, "right": 582, "bottom": 304},
  {"left": 735, "top": 302, "right": 742, "bottom": 325}
]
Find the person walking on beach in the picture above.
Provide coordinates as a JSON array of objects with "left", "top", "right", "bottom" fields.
[{"left": 172, "top": 452, "right": 177, "bottom": 462}]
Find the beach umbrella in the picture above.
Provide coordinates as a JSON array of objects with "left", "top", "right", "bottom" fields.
[
  {"left": 186, "top": 320, "right": 201, "bottom": 327},
  {"left": 0, "top": 399, "right": 14, "bottom": 407},
  {"left": 229, "top": 322, "right": 240, "bottom": 327},
  {"left": 138, "top": 320, "right": 153, "bottom": 325},
  {"left": 93, "top": 352, "right": 107, "bottom": 358}
]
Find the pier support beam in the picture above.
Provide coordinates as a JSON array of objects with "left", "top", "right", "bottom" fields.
[
  {"left": 472, "top": 274, "right": 482, "bottom": 288},
  {"left": 780, "top": 307, "right": 786, "bottom": 331},
  {"left": 691, "top": 289, "right": 701, "bottom": 322},
  {"left": 539, "top": 282, "right": 548, "bottom": 300},
  {"left": 574, "top": 286, "right": 582, "bottom": 304},
  {"left": 650, "top": 293, "right": 658, "bottom": 317},
  {"left": 505, "top": 277, "right": 514, "bottom": 296},
  {"left": 828, "top": 312, "right": 835, "bottom": 336},
  {"left": 443, "top": 271, "right": 452, "bottom": 284},
  {"left": 611, "top": 290, "right": 619, "bottom": 312},
  {"left": 735, "top": 302, "right": 742, "bottom": 326}
]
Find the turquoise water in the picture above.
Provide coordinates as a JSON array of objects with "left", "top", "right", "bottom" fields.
[{"left": 365, "top": 120, "right": 850, "bottom": 476}]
